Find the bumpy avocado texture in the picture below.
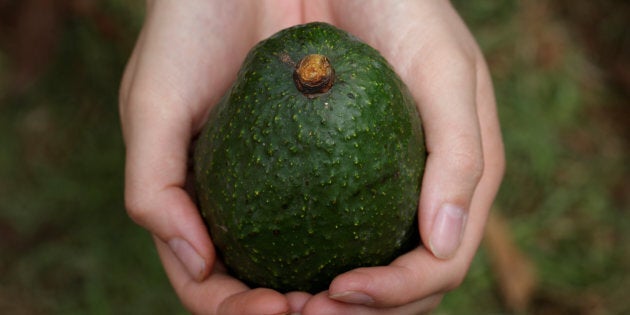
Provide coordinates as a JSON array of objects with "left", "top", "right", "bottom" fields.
[{"left": 194, "top": 22, "right": 426, "bottom": 293}]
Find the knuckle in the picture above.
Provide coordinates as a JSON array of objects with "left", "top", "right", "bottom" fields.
[
  {"left": 448, "top": 145, "right": 485, "bottom": 184},
  {"left": 124, "top": 192, "right": 153, "bottom": 227},
  {"left": 443, "top": 269, "right": 468, "bottom": 292}
]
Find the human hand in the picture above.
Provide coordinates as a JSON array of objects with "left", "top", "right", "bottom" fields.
[
  {"left": 289, "top": 1, "right": 505, "bottom": 314},
  {"left": 120, "top": 0, "right": 504, "bottom": 314},
  {"left": 119, "top": 1, "right": 306, "bottom": 314}
]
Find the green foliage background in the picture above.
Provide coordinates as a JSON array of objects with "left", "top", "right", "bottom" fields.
[{"left": 0, "top": 1, "right": 627, "bottom": 314}]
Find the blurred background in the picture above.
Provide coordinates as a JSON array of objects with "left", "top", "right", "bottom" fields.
[{"left": 0, "top": 0, "right": 627, "bottom": 314}]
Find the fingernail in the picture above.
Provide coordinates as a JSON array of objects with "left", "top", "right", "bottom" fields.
[
  {"left": 329, "top": 291, "right": 374, "bottom": 305},
  {"left": 429, "top": 204, "right": 467, "bottom": 259},
  {"left": 168, "top": 237, "right": 207, "bottom": 281}
]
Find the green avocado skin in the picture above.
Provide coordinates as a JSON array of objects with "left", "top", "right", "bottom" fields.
[{"left": 194, "top": 22, "right": 426, "bottom": 293}]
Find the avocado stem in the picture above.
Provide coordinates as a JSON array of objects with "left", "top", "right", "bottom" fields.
[{"left": 293, "top": 54, "right": 334, "bottom": 97}]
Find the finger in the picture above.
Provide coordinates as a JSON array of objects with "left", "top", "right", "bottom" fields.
[
  {"left": 219, "top": 289, "right": 292, "bottom": 315},
  {"left": 286, "top": 291, "right": 313, "bottom": 313},
  {"left": 411, "top": 40, "right": 486, "bottom": 261},
  {"left": 121, "top": 78, "right": 214, "bottom": 281},
  {"left": 155, "top": 237, "right": 291, "bottom": 315},
  {"left": 302, "top": 288, "right": 442, "bottom": 315},
  {"left": 327, "top": 247, "right": 466, "bottom": 308}
]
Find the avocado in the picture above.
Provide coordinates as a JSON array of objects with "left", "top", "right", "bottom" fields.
[{"left": 194, "top": 22, "right": 426, "bottom": 293}]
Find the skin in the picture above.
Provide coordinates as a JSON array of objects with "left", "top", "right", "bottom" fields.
[{"left": 119, "top": 1, "right": 505, "bottom": 314}]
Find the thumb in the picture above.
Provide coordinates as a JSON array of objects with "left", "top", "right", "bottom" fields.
[
  {"left": 409, "top": 50, "right": 484, "bottom": 260},
  {"left": 121, "top": 84, "right": 214, "bottom": 282}
]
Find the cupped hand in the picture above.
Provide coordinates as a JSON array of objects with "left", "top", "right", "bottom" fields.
[
  {"left": 119, "top": 1, "right": 504, "bottom": 314},
  {"left": 293, "top": 1, "right": 505, "bottom": 314},
  {"left": 119, "top": 1, "right": 305, "bottom": 314}
]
